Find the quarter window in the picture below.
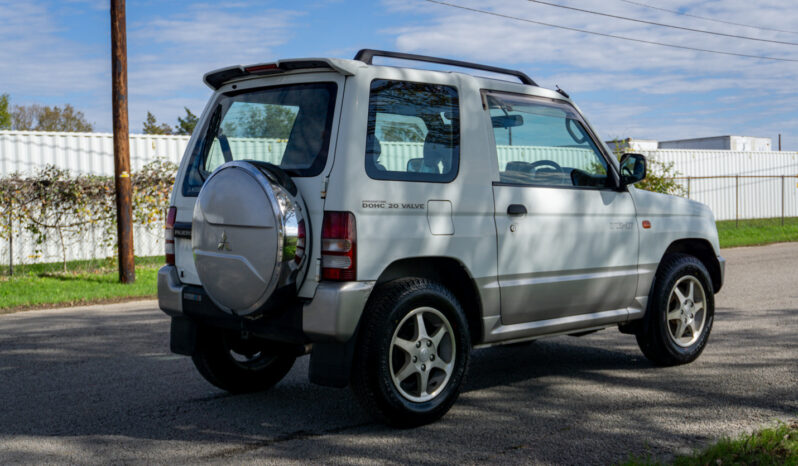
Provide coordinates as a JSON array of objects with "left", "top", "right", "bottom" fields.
[
  {"left": 365, "top": 79, "right": 460, "bottom": 182},
  {"left": 487, "top": 93, "right": 610, "bottom": 188}
]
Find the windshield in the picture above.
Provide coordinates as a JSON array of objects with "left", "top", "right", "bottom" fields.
[{"left": 182, "top": 82, "right": 337, "bottom": 196}]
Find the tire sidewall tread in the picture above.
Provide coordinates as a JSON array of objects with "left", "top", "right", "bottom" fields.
[
  {"left": 351, "top": 278, "right": 471, "bottom": 427},
  {"left": 637, "top": 253, "right": 715, "bottom": 366}
]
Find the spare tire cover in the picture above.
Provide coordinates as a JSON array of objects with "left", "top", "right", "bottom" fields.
[{"left": 192, "top": 161, "right": 308, "bottom": 316}]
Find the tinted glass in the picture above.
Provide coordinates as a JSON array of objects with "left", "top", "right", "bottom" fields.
[
  {"left": 487, "top": 93, "right": 610, "bottom": 188},
  {"left": 183, "top": 82, "right": 337, "bottom": 196},
  {"left": 365, "top": 79, "right": 459, "bottom": 182}
]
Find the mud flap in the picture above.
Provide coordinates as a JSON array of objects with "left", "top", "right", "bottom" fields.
[
  {"left": 309, "top": 338, "right": 357, "bottom": 388},
  {"left": 170, "top": 316, "right": 198, "bottom": 356}
]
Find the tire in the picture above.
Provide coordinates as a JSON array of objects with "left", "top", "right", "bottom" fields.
[
  {"left": 191, "top": 327, "right": 296, "bottom": 393},
  {"left": 636, "top": 254, "right": 715, "bottom": 366},
  {"left": 351, "top": 278, "right": 471, "bottom": 427}
]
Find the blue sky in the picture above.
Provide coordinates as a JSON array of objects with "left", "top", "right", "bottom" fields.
[{"left": 1, "top": 0, "right": 797, "bottom": 149}]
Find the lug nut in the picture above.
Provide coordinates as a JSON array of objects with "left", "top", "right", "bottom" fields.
[
  {"left": 430, "top": 355, "right": 435, "bottom": 361},
  {"left": 412, "top": 356, "right": 417, "bottom": 363},
  {"left": 421, "top": 364, "right": 426, "bottom": 371},
  {"left": 416, "top": 341, "right": 421, "bottom": 348},
  {"left": 427, "top": 340, "right": 432, "bottom": 347}
]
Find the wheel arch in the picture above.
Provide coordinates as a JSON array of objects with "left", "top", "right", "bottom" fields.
[
  {"left": 660, "top": 238, "right": 722, "bottom": 293},
  {"left": 374, "top": 256, "right": 483, "bottom": 345}
]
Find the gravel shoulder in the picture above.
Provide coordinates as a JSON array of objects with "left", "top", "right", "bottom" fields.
[{"left": 0, "top": 244, "right": 796, "bottom": 464}]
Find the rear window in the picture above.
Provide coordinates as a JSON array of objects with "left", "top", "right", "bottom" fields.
[
  {"left": 182, "top": 82, "right": 337, "bottom": 196},
  {"left": 365, "top": 79, "right": 460, "bottom": 183}
]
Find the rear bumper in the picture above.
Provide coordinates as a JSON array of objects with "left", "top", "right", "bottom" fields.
[
  {"left": 302, "top": 281, "right": 375, "bottom": 342},
  {"left": 157, "top": 265, "right": 374, "bottom": 342},
  {"left": 157, "top": 265, "right": 183, "bottom": 316},
  {"left": 717, "top": 255, "right": 726, "bottom": 292}
]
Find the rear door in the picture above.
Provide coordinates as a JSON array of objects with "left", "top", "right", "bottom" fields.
[
  {"left": 486, "top": 91, "right": 638, "bottom": 325},
  {"left": 171, "top": 72, "right": 346, "bottom": 298}
]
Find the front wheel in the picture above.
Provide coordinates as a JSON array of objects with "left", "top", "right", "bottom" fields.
[
  {"left": 191, "top": 327, "right": 296, "bottom": 393},
  {"left": 636, "top": 254, "right": 715, "bottom": 366},
  {"left": 351, "top": 279, "right": 470, "bottom": 427}
]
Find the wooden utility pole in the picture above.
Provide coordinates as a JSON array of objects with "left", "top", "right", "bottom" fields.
[{"left": 110, "top": 0, "right": 135, "bottom": 283}]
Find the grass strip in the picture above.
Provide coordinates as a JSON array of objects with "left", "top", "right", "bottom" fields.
[
  {"left": 623, "top": 420, "right": 798, "bottom": 465},
  {"left": 0, "top": 256, "right": 162, "bottom": 313},
  {"left": 717, "top": 217, "right": 798, "bottom": 248}
]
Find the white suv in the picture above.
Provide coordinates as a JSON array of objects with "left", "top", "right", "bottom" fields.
[{"left": 158, "top": 49, "right": 725, "bottom": 426}]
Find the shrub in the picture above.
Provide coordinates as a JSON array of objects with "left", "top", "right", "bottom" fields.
[{"left": 0, "top": 159, "right": 177, "bottom": 271}]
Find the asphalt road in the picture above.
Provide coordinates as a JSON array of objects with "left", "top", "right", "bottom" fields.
[{"left": 1, "top": 244, "right": 796, "bottom": 465}]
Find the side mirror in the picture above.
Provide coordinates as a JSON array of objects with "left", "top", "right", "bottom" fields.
[{"left": 619, "top": 153, "right": 646, "bottom": 186}]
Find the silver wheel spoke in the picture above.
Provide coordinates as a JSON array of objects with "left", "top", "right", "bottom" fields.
[
  {"left": 693, "top": 302, "right": 704, "bottom": 312},
  {"left": 688, "top": 281, "right": 696, "bottom": 301},
  {"left": 674, "top": 321, "right": 686, "bottom": 340},
  {"left": 393, "top": 337, "right": 416, "bottom": 355},
  {"left": 430, "top": 326, "right": 447, "bottom": 347},
  {"left": 689, "top": 320, "right": 701, "bottom": 338},
  {"left": 418, "top": 368, "right": 430, "bottom": 396},
  {"left": 667, "top": 309, "right": 682, "bottom": 321},
  {"left": 415, "top": 313, "right": 428, "bottom": 339},
  {"left": 673, "top": 287, "right": 687, "bottom": 304},
  {"left": 396, "top": 361, "right": 417, "bottom": 382},
  {"left": 431, "top": 357, "right": 453, "bottom": 373}
]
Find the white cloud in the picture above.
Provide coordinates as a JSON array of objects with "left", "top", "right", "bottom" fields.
[
  {"left": 384, "top": 0, "right": 798, "bottom": 144},
  {"left": 0, "top": 2, "right": 107, "bottom": 96},
  {"left": 123, "top": 3, "right": 304, "bottom": 130}
]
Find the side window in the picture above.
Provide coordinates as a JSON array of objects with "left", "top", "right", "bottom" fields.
[
  {"left": 365, "top": 79, "right": 459, "bottom": 182},
  {"left": 487, "top": 93, "right": 610, "bottom": 188}
]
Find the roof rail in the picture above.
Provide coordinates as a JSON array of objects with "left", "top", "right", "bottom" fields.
[{"left": 354, "top": 49, "right": 537, "bottom": 86}]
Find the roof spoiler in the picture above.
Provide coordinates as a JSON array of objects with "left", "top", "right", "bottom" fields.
[{"left": 203, "top": 58, "right": 357, "bottom": 90}]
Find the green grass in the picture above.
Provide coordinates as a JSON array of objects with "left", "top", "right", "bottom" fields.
[
  {"left": 0, "top": 256, "right": 162, "bottom": 313},
  {"left": 717, "top": 217, "right": 798, "bottom": 248},
  {"left": 623, "top": 421, "right": 798, "bottom": 466}
]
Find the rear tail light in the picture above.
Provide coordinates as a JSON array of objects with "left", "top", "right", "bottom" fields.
[
  {"left": 321, "top": 211, "right": 356, "bottom": 281},
  {"left": 165, "top": 206, "right": 176, "bottom": 265},
  {"left": 295, "top": 219, "right": 306, "bottom": 265}
]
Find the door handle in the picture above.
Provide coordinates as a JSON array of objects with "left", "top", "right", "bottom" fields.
[{"left": 507, "top": 204, "right": 527, "bottom": 216}]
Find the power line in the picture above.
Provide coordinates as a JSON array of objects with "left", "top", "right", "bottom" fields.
[
  {"left": 527, "top": 0, "right": 798, "bottom": 47},
  {"left": 424, "top": 0, "right": 798, "bottom": 63},
  {"left": 618, "top": 0, "right": 798, "bottom": 36}
]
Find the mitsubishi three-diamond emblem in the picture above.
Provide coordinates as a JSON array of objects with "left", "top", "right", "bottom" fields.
[{"left": 217, "top": 231, "right": 231, "bottom": 251}]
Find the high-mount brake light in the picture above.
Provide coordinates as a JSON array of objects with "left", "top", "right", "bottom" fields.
[
  {"left": 244, "top": 63, "right": 279, "bottom": 73},
  {"left": 165, "top": 206, "right": 177, "bottom": 265},
  {"left": 321, "top": 211, "right": 356, "bottom": 281}
]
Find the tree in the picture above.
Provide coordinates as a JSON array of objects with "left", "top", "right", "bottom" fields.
[
  {"left": 142, "top": 111, "right": 172, "bottom": 135},
  {"left": 9, "top": 103, "right": 93, "bottom": 132},
  {"left": 35, "top": 104, "right": 93, "bottom": 132},
  {"left": 235, "top": 105, "right": 296, "bottom": 138},
  {"left": 380, "top": 123, "right": 425, "bottom": 142},
  {"left": 608, "top": 138, "right": 685, "bottom": 196},
  {"left": 11, "top": 104, "right": 38, "bottom": 130},
  {"left": 0, "top": 94, "right": 10, "bottom": 130},
  {"left": 174, "top": 107, "right": 198, "bottom": 135}
]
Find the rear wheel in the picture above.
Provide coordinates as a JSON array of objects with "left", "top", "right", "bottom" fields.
[
  {"left": 191, "top": 327, "right": 296, "bottom": 393},
  {"left": 636, "top": 254, "right": 714, "bottom": 366},
  {"left": 351, "top": 279, "right": 470, "bottom": 427}
]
